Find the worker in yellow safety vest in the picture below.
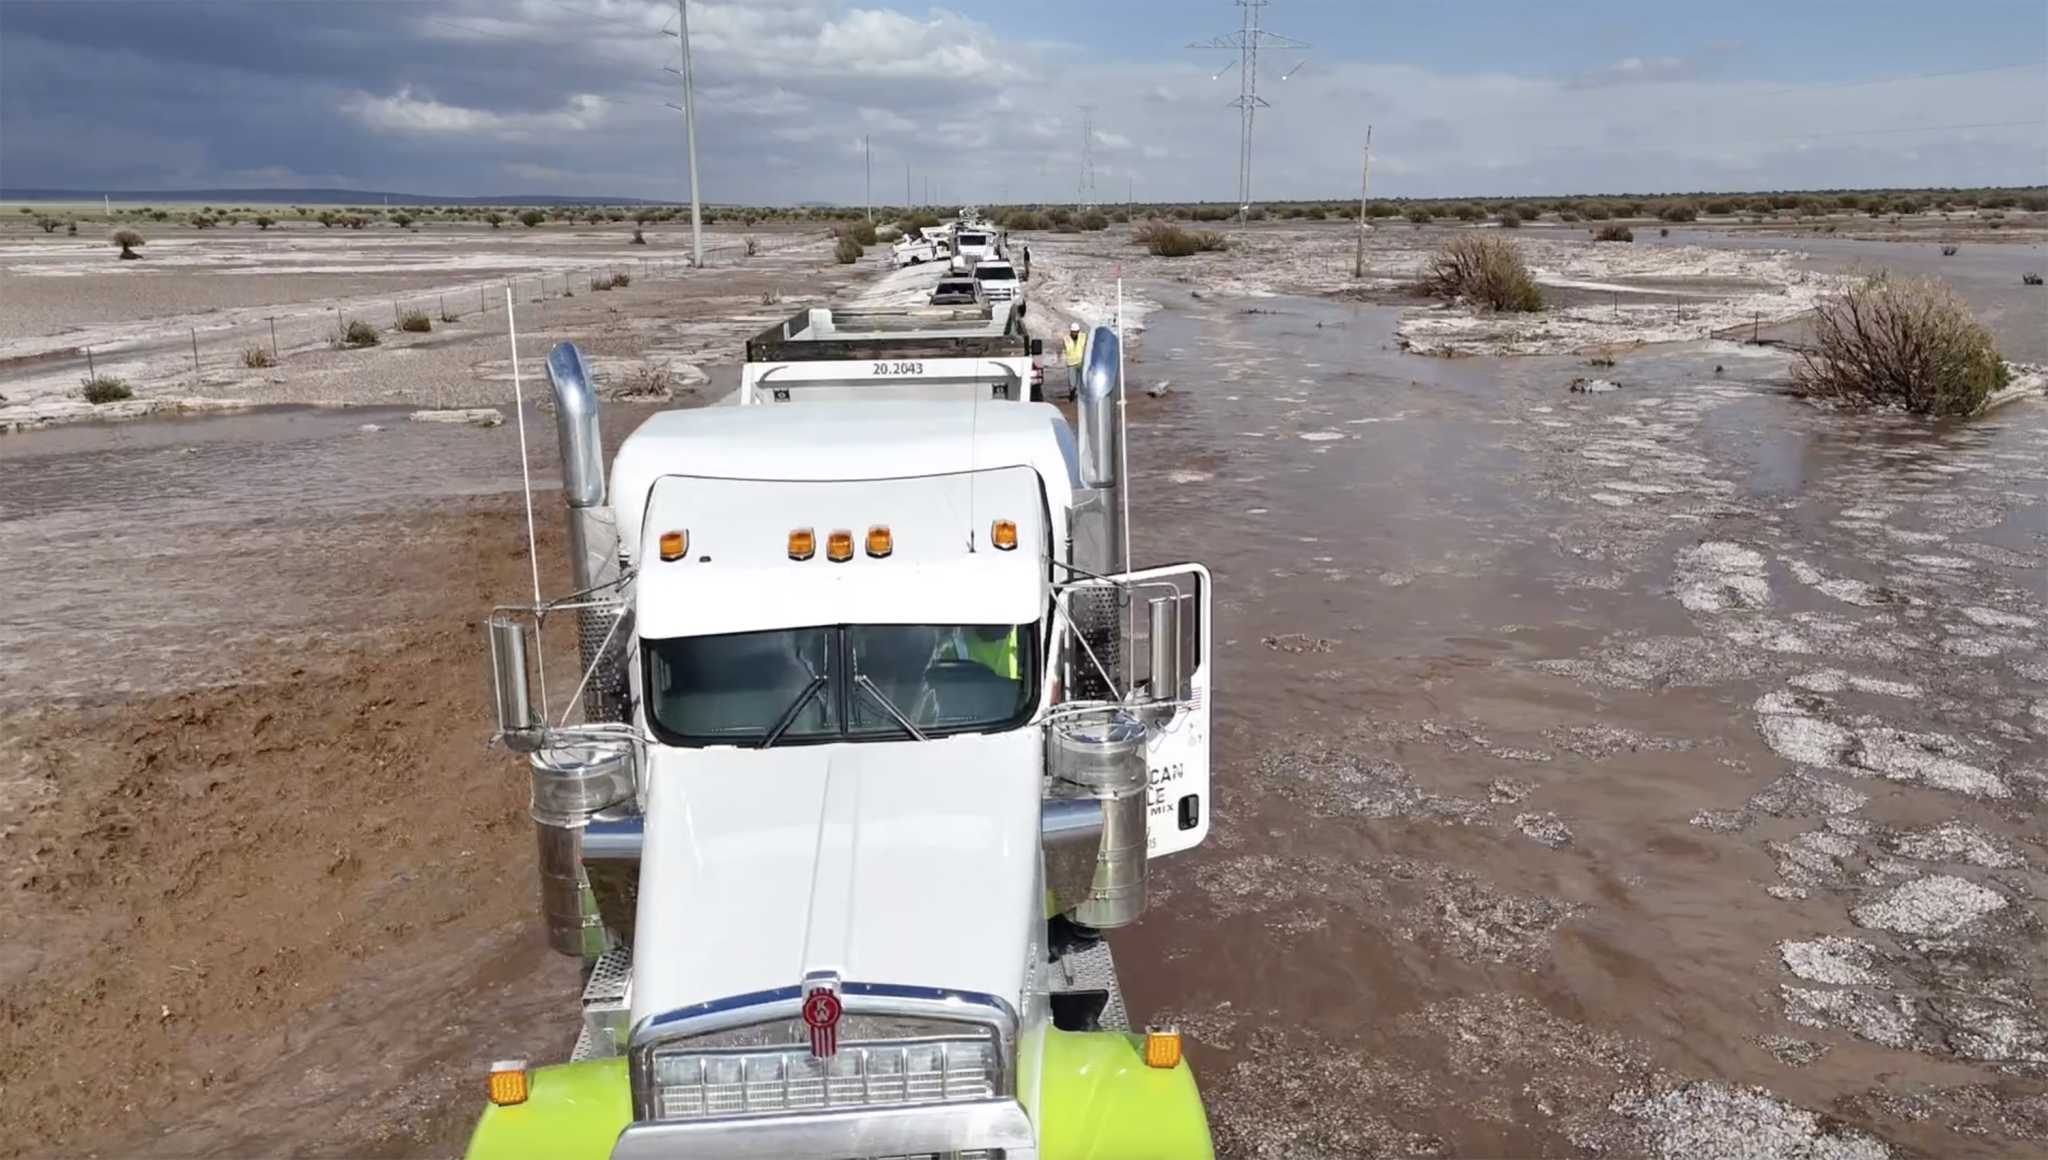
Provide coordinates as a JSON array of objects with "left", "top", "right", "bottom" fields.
[
  {"left": 955, "top": 625, "right": 1020, "bottom": 680},
  {"left": 1061, "top": 322, "right": 1085, "bottom": 401}
]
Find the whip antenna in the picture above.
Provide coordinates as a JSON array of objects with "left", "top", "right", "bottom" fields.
[{"left": 506, "top": 287, "right": 548, "bottom": 707}]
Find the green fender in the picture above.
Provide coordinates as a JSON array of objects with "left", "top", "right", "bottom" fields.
[
  {"left": 1037, "top": 1029, "right": 1215, "bottom": 1160},
  {"left": 463, "top": 1031, "right": 1212, "bottom": 1160},
  {"left": 464, "top": 1058, "right": 630, "bottom": 1160}
]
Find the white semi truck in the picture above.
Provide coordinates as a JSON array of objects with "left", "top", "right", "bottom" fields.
[
  {"left": 740, "top": 304, "right": 1043, "bottom": 405},
  {"left": 468, "top": 323, "right": 1216, "bottom": 1159}
]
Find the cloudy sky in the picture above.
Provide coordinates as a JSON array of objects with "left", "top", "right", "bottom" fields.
[{"left": 2, "top": 0, "right": 2042, "bottom": 203}]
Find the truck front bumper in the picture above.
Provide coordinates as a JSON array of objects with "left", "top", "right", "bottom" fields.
[{"left": 610, "top": 1097, "right": 1036, "bottom": 1160}]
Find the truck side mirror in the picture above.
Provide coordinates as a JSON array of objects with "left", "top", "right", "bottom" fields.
[
  {"left": 487, "top": 617, "right": 545, "bottom": 753},
  {"left": 1029, "top": 338, "right": 1044, "bottom": 356}
]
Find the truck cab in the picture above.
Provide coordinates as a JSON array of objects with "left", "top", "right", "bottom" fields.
[
  {"left": 472, "top": 330, "right": 1213, "bottom": 1159},
  {"left": 948, "top": 227, "right": 999, "bottom": 273}
]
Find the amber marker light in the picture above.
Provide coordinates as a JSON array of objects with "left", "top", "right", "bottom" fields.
[
  {"left": 1142, "top": 1027, "right": 1182, "bottom": 1069},
  {"left": 826, "top": 529, "right": 855, "bottom": 562},
  {"left": 658, "top": 530, "right": 688, "bottom": 562},
  {"left": 866, "top": 525, "right": 894, "bottom": 558},
  {"left": 788, "top": 528, "right": 816, "bottom": 561},
  {"left": 486, "top": 1059, "right": 530, "bottom": 1105},
  {"left": 991, "top": 519, "right": 1018, "bottom": 550}
]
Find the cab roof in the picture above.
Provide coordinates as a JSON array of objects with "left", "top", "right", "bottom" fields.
[{"left": 609, "top": 401, "right": 1081, "bottom": 571}]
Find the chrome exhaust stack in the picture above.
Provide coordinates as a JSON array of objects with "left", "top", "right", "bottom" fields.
[
  {"left": 543, "top": 342, "right": 629, "bottom": 724},
  {"left": 530, "top": 738, "right": 637, "bottom": 956},
  {"left": 1069, "top": 327, "right": 1125, "bottom": 701},
  {"left": 1048, "top": 710, "right": 1148, "bottom": 928}
]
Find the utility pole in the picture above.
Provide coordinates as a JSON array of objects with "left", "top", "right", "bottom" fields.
[
  {"left": 1354, "top": 125, "right": 1372, "bottom": 279},
  {"left": 664, "top": 0, "right": 705, "bottom": 268},
  {"left": 864, "top": 135, "right": 872, "bottom": 223},
  {"left": 1078, "top": 105, "right": 1098, "bottom": 207},
  {"left": 1191, "top": 1, "right": 1310, "bottom": 221},
  {"left": 906, "top": 163, "right": 912, "bottom": 207}
]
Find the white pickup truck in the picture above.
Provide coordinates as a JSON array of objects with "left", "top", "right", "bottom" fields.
[
  {"left": 891, "top": 234, "right": 944, "bottom": 266},
  {"left": 971, "top": 259, "right": 1022, "bottom": 316},
  {"left": 948, "top": 226, "right": 1000, "bottom": 273}
]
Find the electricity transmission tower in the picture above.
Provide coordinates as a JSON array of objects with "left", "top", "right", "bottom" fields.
[
  {"left": 1077, "top": 105, "right": 1098, "bottom": 207},
  {"left": 1190, "top": 0, "right": 1309, "bottom": 218}
]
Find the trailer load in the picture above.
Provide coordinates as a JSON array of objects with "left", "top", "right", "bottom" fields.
[{"left": 741, "top": 304, "right": 1043, "bottom": 405}]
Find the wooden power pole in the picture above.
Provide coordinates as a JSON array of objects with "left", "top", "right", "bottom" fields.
[{"left": 1354, "top": 125, "right": 1373, "bottom": 280}]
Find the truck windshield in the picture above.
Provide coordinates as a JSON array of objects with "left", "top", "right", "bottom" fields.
[
  {"left": 643, "top": 623, "right": 1039, "bottom": 747},
  {"left": 972, "top": 266, "right": 1013, "bottom": 281},
  {"left": 957, "top": 233, "right": 988, "bottom": 247}
]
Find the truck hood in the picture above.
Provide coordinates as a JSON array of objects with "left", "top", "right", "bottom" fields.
[{"left": 628, "top": 729, "right": 1042, "bottom": 1033}]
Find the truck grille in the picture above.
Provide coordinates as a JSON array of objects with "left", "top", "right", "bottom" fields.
[{"left": 651, "top": 1036, "right": 995, "bottom": 1121}]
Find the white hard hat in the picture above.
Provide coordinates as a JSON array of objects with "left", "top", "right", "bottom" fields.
[{"left": 1068, "top": 322, "right": 1081, "bottom": 333}]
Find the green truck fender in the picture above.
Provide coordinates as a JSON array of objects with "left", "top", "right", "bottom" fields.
[
  {"left": 1036, "top": 1029, "right": 1215, "bottom": 1160},
  {"left": 464, "top": 1030, "right": 1212, "bottom": 1160},
  {"left": 465, "top": 1058, "right": 630, "bottom": 1160}
]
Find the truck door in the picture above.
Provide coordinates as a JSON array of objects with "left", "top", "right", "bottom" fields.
[{"left": 1056, "top": 563, "right": 1212, "bottom": 857}]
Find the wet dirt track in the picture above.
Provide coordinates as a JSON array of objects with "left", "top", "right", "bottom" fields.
[{"left": 0, "top": 232, "right": 2043, "bottom": 1158}]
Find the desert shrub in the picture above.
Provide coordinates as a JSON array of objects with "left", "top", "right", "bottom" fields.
[
  {"left": 1559, "top": 212, "right": 1582, "bottom": 222},
  {"left": 190, "top": 215, "right": 214, "bottom": 229},
  {"left": 1704, "top": 200, "right": 1736, "bottom": 215},
  {"left": 255, "top": 215, "right": 275, "bottom": 230},
  {"left": 2022, "top": 272, "right": 2043, "bottom": 286},
  {"left": 318, "top": 211, "right": 337, "bottom": 227},
  {"left": 1422, "top": 235, "right": 1544, "bottom": 312},
  {"left": 1136, "top": 222, "right": 1226, "bottom": 257},
  {"left": 590, "top": 273, "right": 617, "bottom": 291},
  {"left": 36, "top": 217, "right": 59, "bottom": 233},
  {"left": 898, "top": 212, "right": 942, "bottom": 232},
  {"left": 1404, "top": 207, "right": 1434, "bottom": 224},
  {"left": 340, "top": 319, "right": 380, "bottom": 348},
  {"left": 79, "top": 376, "right": 133, "bottom": 403},
  {"left": 1659, "top": 226, "right": 1670, "bottom": 237},
  {"left": 1941, "top": 245, "right": 1959, "bottom": 256},
  {"left": 1078, "top": 211, "right": 1109, "bottom": 231},
  {"left": 1450, "top": 202, "right": 1484, "bottom": 222},
  {"left": 519, "top": 210, "right": 546, "bottom": 228},
  {"left": 1191, "top": 205, "right": 1234, "bottom": 222},
  {"left": 485, "top": 212, "right": 504, "bottom": 229},
  {"left": 150, "top": 210, "right": 169, "bottom": 222},
  {"left": 1748, "top": 199, "right": 1774, "bottom": 214},
  {"left": 611, "top": 270, "right": 631, "bottom": 288},
  {"left": 743, "top": 235, "right": 760, "bottom": 257},
  {"left": 841, "top": 221, "right": 878, "bottom": 246},
  {"left": 760, "top": 288, "right": 783, "bottom": 305},
  {"left": 1659, "top": 202, "right": 1699, "bottom": 222},
  {"left": 111, "top": 229, "right": 145, "bottom": 258},
  {"left": 344, "top": 215, "right": 368, "bottom": 230},
  {"left": 834, "top": 235, "right": 864, "bottom": 264},
  {"left": 397, "top": 309, "right": 432, "bottom": 333},
  {"left": 241, "top": 346, "right": 276, "bottom": 368},
  {"left": 1364, "top": 202, "right": 1397, "bottom": 219},
  {"left": 1498, "top": 210, "right": 1522, "bottom": 228},
  {"left": 66, "top": 221, "right": 77, "bottom": 236},
  {"left": 2021, "top": 194, "right": 2048, "bottom": 212},
  {"left": 630, "top": 227, "right": 646, "bottom": 245},
  {"left": 1793, "top": 272, "right": 2008, "bottom": 416}
]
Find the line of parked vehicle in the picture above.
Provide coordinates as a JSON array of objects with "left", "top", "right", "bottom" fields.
[{"left": 894, "top": 214, "right": 1029, "bottom": 315}]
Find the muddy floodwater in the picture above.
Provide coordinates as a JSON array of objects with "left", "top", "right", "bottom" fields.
[{"left": 1, "top": 233, "right": 2043, "bottom": 1158}]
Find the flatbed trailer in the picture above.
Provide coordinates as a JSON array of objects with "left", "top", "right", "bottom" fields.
[{"left": 740, "top": 304, "right": 1044, "bottom": 404}]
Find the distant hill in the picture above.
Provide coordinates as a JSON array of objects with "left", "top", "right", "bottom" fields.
[{"left": 0, "top": 187, "right": 674, "bottom": 206}]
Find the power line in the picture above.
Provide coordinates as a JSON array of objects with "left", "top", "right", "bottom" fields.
[
  {"left": 1731, "top": 59, "right": 2048, "bottom": 102},
  {"left": 1190, "top": 0, "right": 1310, "bottom": 218}
]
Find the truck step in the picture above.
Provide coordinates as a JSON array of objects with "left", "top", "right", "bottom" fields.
[
  {"left": 1049, "top": 939, "right": 1128, "bottom": 1032},
  {"left": 573, "top": 945, "right": 633, "bottom": 1060}
]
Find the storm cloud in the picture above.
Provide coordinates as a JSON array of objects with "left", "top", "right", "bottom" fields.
[{"left": 1, "top": 0, "right": 2040, "bottom": 202}]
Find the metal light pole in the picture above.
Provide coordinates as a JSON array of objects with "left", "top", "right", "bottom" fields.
[
  {"left": 673, "top": 0, "right": 703, "bottom": 268},
  {"left": 1354, "top": 125, "right": 1372, "bottom": 279}
]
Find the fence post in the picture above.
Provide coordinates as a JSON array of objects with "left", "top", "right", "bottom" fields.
[
  {"left": 190, "top": 328, "right": 200, "bottom": 380},
  {"left": 268, "top": 316, "right": 279, "bottom": 361},
  {"left": 334, "top": 307, "right": 342, "bottom": 340},
  {"left": 85, "top": 345, "right": 96, "bottom": 382}
]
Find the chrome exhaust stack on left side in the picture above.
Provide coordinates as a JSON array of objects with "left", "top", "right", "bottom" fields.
[
  {"left": 543, "top": 342, "right": 630, "bottom": 724},
  {"left": 1068, "top": 326, "right": 1126, "bottom": 702}
]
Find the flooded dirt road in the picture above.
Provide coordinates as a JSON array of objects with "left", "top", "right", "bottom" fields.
[{"left": 1, "top": 232, "right": 2042, "bottom": 1157}]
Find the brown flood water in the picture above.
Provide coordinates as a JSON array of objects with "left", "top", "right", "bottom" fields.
[{"left": 0, "top": 238, "right": 2043, "bottom": 1158}]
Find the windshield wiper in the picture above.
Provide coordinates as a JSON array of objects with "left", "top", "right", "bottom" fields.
[
  {"left": 760, "top": 675, "right": 828, "bottom": 749},
  {"left": 854, "top": 675, "right": 928, "bottom": 742}
]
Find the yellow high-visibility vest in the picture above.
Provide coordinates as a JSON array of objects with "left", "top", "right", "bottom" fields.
[{"left": 1062, "top": 333, "right": 1085, "bottom": 367}]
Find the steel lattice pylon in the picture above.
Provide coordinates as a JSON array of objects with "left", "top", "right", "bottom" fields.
[{"left": 1189, "top": 0, "right": 1310, "bottom": 216}]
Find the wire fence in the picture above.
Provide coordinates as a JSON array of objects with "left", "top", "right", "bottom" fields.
[{"left": 58, "top": 234, "right": 816, "bottom": 408}]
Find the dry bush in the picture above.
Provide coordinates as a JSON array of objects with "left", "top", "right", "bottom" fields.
[
  {"left": 79, "top": 375, "right": 133, "bottom": 403},
  {"left": 834, "top": 235, "right": 864, "bottom": 264},
  {"left": 111, "top": 229, "right": 145, "bottom": 259},
  {"left": 1593, "top": 223, "right": 1634, "bottom": 242},
  {"left": 743, "top": 235, "right": 760, "bottom": 257},
  {"left": 340, "top": 319, "right": 380, "bottom": 348},
  {"left": 1134, "top": 221, "right": 1227, "bottom": 257},
  {"left": 1793, "top": 272, "right": 2008, "bottom": 416},
  {"left": 240, "top": 346, "right": 276, "bottom": 368},
  {"left": 1421, "top": 235, "right": 1543, "bottom": 312},
  {"left": 397, "top": 309, "right": 432, "bottom": 333},
  {"left": 630, "top": 227, "right": 646, "bottom": 245},
  {"left": 611, "top": 270, "right": 631, "bottom": 288},
  {"left": 1077, "top": 211, "right": 1109, "bottom": 231}
]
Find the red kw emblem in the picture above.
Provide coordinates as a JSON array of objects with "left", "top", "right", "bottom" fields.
[{"left": 802, "top": 985, "right": 843, "bottom": 1059}]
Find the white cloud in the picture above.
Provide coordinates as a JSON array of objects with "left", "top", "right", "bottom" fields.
[{"left": 342, "top": 87, "right": 608, "bottom": 139}]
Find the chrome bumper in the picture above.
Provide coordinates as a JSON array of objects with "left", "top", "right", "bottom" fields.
[{"left": 610, "top": 1098, "right": 1036, "bottom": 1159}]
